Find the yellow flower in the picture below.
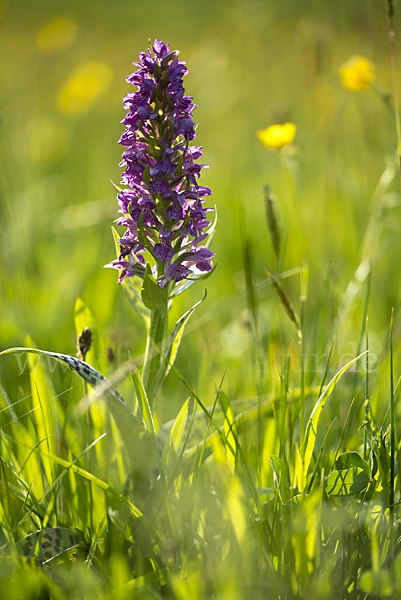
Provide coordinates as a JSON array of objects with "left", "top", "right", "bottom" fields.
[
  {"left": 37, "top": 17, "right": 78, "bottom": 53},
  {"left": 257, "top": 123, "right": 297, "bottom": 149},
  {"left": 339, "top": 56, "right": 375, "bottom": 91},
  {"left": 57, "top": 62, "right": 113, "bottom": 117}
]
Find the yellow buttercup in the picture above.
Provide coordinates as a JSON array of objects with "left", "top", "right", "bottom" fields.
[
  {"left": 339, "top": 56, "right": 375, "bottom": 91},
  {"left": 257, "top": 123, "right": 297, "bottom": 149}
]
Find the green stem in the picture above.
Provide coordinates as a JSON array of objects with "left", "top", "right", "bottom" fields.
[
  {"left": 300, "top": 260, "right": 308, "bottom": 451},
  {"left": 390, "top": 307, "right": 395, "bottom": 531},
  {"left": 142, "top": 285, "right": 169, "bottom": 406},
  {"left": 386, "top": 0, "right": 401, "bottom": 189},
  {"left": 364, "top": 315, "right": 370, "bottom": 461},
  {"left": 300, "top": 299, "right": 305, "bottom": 448}
]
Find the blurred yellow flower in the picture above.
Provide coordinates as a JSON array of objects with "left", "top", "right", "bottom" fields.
[
  {"left": 37, "top": 17, "right": 78, "bottom": 53},
  {"left": 339, "top": 56, "right": 375, "bottom": 91},
  {"left": 57, "top": 62, "right": 113, "bottom": 117},
  {"left": 257, "top": 123, "right": 297, "bottom": 149}
]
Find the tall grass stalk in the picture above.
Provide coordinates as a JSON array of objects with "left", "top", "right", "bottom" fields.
[
  {"left": 386, "top": 0, "right": 401, "bottom": 187},
  {"left": 389, "top": 307, "right": 395, "bottom": 530},
  {"left": 363, "top": 315, "right": 370, "bottom": 461}
]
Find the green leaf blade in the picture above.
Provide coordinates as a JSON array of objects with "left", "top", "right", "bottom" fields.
[
  {"left": 325, "top": 467, "right": 370, "bottom": 496},
  {"left": 141, "top": 264, "right": 165, "bottom": 311},
  {"left": 302, "top": 351, "right": 368, "bottom": 487},
  {"left": 335, "top": 451, "right": 370, "bottom": 477}
]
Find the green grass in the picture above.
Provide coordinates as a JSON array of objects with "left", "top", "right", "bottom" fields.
[{"left": 2, "top": 0, "right": 401, "bottom": 598}]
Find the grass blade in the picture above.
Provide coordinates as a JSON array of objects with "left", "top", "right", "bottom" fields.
[
  {"left": 301, "top": 351, "right": 368, "bottom": 490},
  {"left": 266, "top": 265, "right": 302, "bottom": 340}
]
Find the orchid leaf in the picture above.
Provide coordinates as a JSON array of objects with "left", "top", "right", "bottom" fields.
[
  {"left": 110, "top": 179, "right": 123, "bottom": 193},
  {"left": 112, "top": 227, "right": 150, "bottom": 327},
  {"left": 16, "top": 527, "right": 83, "bottom": 564},
  {"left": 165, "top": 291, "right": 206, "bottom": 375},
  {"left": 123, "top": 277, "right": 151, "bottom": 327},
  {"left": 148, "top": 292, "right": 206, "bottom": 400},
  {"left": 0, "top": 348, "right": 155, "bottom": 479},
  {"left": 137, "top": 210, "right": 154, "bottom": 255},
  {"left": 141, "top": 264, "right": 165, "bottom": 311}
]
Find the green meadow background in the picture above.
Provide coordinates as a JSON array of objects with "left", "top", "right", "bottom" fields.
[
  {"left": 1, "top": 0, "right": 400, "bottom": 442},
  {"left": 3, "top": 2, "right": 401, "bottom": 598}
]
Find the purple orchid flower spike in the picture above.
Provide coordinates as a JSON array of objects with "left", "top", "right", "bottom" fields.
[{"left": 106, "top": 39, "right": 215, "bottom": 288}]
